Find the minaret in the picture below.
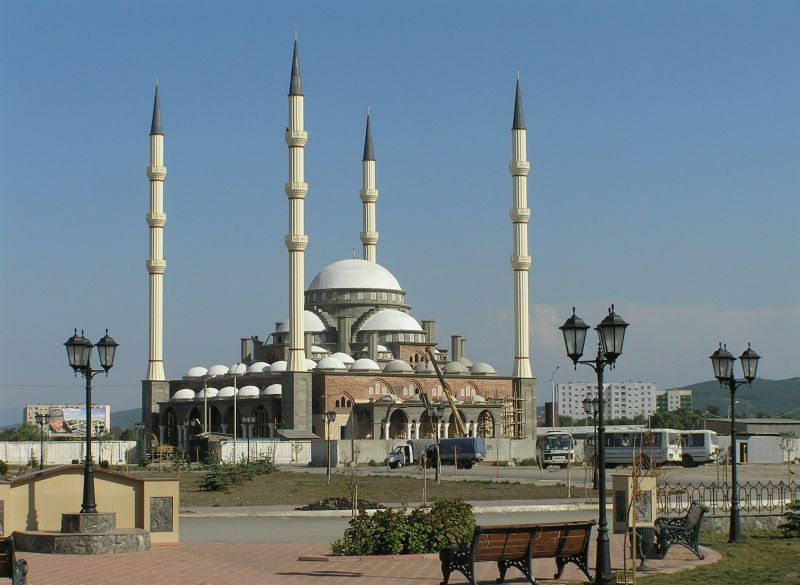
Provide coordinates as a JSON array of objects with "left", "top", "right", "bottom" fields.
[
  {"left": 510, "top": 76, "right": 533, "bottom": 380},
  {"left": 285, "top": 37, "right": 308, "bottom": 372},
  {"left": 146, "top": 80, "right": 167, "bottom": 381},
  {"left": 360, "top": 111, "right": 379, "bottom": 262}
]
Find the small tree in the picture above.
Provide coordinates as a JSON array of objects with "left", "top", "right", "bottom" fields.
[
  {"left": 778, "top": 499, "right": 800, "bottom": 538},
  {"left": 779, "top": 432, "right": 798, "bottom": 487}
]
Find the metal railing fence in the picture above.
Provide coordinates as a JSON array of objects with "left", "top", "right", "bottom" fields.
[{"left": 657, "top": 480, "right": 800, "bottom": 517}]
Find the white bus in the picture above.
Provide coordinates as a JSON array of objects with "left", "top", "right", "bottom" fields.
[
  {"left": 679, "top": 430, "right": 719, "bottom": 466},
  {"left": 586, "top": 428, "right": 683, "bottom": 468},
  {"left": 538, "top": 430, "right": 576, "bottom": 468}
]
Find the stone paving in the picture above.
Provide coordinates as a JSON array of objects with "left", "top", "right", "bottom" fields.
[{"left": 21, "top": 532, "right": 719, "bottom": 585}]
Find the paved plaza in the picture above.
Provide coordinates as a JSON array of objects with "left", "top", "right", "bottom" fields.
[{"left": 22, "top": 528, "right": 718, "bottom": 585}]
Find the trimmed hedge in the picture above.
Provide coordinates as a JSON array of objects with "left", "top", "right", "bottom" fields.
[{"left": 331, "top": 498, "right": 475, "bottom": 556}]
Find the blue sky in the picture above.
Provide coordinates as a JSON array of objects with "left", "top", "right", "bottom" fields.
[{"left": 1, "top": 2, "right": 798, "bottom": 425}]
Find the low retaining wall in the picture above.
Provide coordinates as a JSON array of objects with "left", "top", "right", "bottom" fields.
[{"left": 0, "top": 441, "right": 136, "bottom": 465}]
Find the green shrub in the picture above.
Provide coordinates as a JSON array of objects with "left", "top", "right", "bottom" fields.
[
  {"left": 71, "top": 459, "right": 80, "bottom": 465},
  {"left": 200, "top": 456, "right": 276, "bottom": 492},
  {"left": 0, "top": 460, "right": 8, "bottom": 475},
  {"left": 332, "top": 498, "right": 475, "bottom": 556},
  {"left": 99, "top": 460, "right": 110, "bottom": 469},
  {"left": 779, "top": 499, "right": 800, "bottom": 537},
  {"left": 200, "top": 462, "right": 236, "bottom": 492},
  {"left": 516, "top": 457, "right": 537, "bottom": 466}
]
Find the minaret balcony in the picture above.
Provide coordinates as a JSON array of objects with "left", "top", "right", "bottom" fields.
[
  {"left": 146, "top": 259, "right": 167, "bottom": 274},
  {"left": 508, "top": 161, "right": 530, "bottom": 176},
  {"left": 285, "top": 182, "right": 309, "bottom": 198},
  {"left": 285, "top": 234, "right": 309, "bottom": 251},
  {"left": 510, "top": 255, "right": 532, "bottom": 271},
  {"left": 146, "top": 212, "right": 167, "bottom": 227},
  {"left": 284, "top": 130, "right": 308, "bottom": 147},
  {"left": 359, "top": 188, "right": 379, "bottom": 203},
  {"left": 360, "top": 231, "right": 379, "bottom": 245},
  {"left": 146, "top": 165, "right": 167, "bottom": 181},
  {"left": 509, "top": 208, "right": 531, "bottom": 223}
]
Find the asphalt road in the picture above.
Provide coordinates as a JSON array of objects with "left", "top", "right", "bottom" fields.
[
  {"left": 287, "top": 462, "right": 790, "bottom": 486},
  {"left": 180, "top": 510, "right": 596, "bottom": 544}
]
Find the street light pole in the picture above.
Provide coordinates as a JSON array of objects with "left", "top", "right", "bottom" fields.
[
  {"left": 560, "top": 306, "right": 628, "bottom": 585},
  {"left": 709, "top": 342, "right": 761, "bottom": 544},
  {"left": 241, "top": 415, "right": 255, "bottom": 463},
  {"left": 324, "top": 410, "right": 336, "bottom": 486},
  {"left": 64, "top": 329, "right": 118, "bottom": 514},
  {"left": 134, "top": 422, "right": 146, "bottom": 466},
  {"left": 34, "top": 413, "right": 50, "bottom": 470},
  {"left": 550, "top": 365, "right": 560, "bottom": 428}
]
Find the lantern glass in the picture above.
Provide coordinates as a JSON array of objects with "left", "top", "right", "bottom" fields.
[
  {"left": 65, "top": 330, "right": 93, "bottom": 370},
  {"left": 582, "top": 396, "right": 594, "bottom": 416},
  {"left": 739, "top": 343, "right": 761, "bottom": 382},
  {"left": 95, "top": 330, "right": 118, "bottom": 371},
  {"left": 326, "top": 410, "right": 336, "bottom": 423},
  {"left": 559, "top": 308, "right": 590, "bottom": 364},
  {"left": 709, "top": 343, "right": 735, "bottom": 381},
  {"left": 596, "top": 306, "right": 628, "bottom": 362}
]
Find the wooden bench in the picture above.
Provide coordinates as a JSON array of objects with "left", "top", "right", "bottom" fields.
[
  {"left": 439, "top": 520, "right": 596, "bottom": 585},
  {"left": 655, "top": 501, "right": 708, "bottom": 560},
  {"left": 0, "top": 536, "right": 27, "bottom": 585}
]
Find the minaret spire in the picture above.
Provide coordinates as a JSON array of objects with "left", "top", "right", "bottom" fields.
[
  {"left": 146, "top": 80, "right": 167, "bottom": 380},
  {"left": 360, "top": 109, "right": 379, "bottom": 262},
  {"left": 285, "top": 38, "right": 309, "bottom": 372},
  {"left": 289, "top": 36, "right": 303, "bottom": 96},
  {"left": 509, "top": 76, "right": 532, "bottom": 379}
]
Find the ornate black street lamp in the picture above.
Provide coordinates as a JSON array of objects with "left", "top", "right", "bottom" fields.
[
  {"left": 64, "top": 329, "right": 118, "bottom": 514},
  {"left": 134, "top": 421, "right": 146, "bottom": 466},
  {"left": 427, "top": 404, "right": 445, "bottom": 483},
  {"left": 34, "top": 412, "right": 51, "bottom": 470},
  {"left": 561, "top": 306, "right": 628, "bottom": 585},
  {"left": 709, "top": 342, "right": 760, "bottom": 543},
  {"left": 323, "top": 410, "right": 336, "bottom": 486}
]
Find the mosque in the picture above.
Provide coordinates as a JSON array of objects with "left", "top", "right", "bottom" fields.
[{"left": 140, "top": 39, "right": 537, "bottom": 449}]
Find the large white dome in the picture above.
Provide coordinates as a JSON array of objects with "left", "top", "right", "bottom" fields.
[
  {"left": 360, "top": 309, "right": 423, "bottom": 332},
  {"left": 308, "top": 259, "right": 402, "bottom": 291},
  {"left": 276, "top": 310, "right": 327, "bottom": 333}
]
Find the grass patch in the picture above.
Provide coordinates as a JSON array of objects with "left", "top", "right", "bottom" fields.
[
  {"left": 129, "top": 469, "right": 579, "bottom": 508},
  {"left": 639, "top": 532, "right": 800, "bottom": 585}
]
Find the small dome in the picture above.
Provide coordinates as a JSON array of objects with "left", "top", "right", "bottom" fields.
[
  {"left": 198, "top": 387, "right": 218, "bottom": 398},
  {"left": 470, "top": 394, "right": 487, "bottom": 403},
  {"left": 238, "top": 385, "right": 260, "bottom": 398},
  {"left": 217, "top": 386, "right": 237, "bottom": 398},
  {"left": 470, "top": 362, "right": 497, "bottom": 376},
  {"left": 359, "top": 309, "right": 423, "bottom": 332},
  {"left": 330, "top": 352, "right": 355, "bottom": 364},
  {"left": 229, "top": 363, "right": 247, "bottom": 375},
  {"left": 383, "top": 359, "right": 413, "bottom": 373},
  {"left": 350, "top": 358, "right": 381, "bottom": 372},
  {"left": 376, "top": 394, "right": 398, "bottom": 403},
  {"left": 185, "top": 366, "right": 208, "bottom": 378},
  {"left": 414, "top": 361, "right": 434, "bottom": 374},
  {"left": 276, "top": 310, "right": 327, "bottom": 333},
  {"left": 377, "top": 344, "right": 389, "bottom": 352},
  {"left": 263, "top": 383, "right": 282, "bottom": 396},
  {"left": 443, "top": 361, "right": 467, "bottom": 375},
  {"left": 208, "top": 364, "right": 229, "bottom": 376},
  {"left": 459, "top": 356, "right": 474, "bottom": 368},
  {"left": 311, "top": 345, "right": 329, "bottom": 353},
  {"left": 270, "top": 361, "right": 288, "bottom": 373},
  {"left": 308, "top": 258, "right": 402, "bottom": 292},
  {"left": 317, "top": 356, "right": 347, "bottom": 371},
  {"left": 247, "top": 362, "right": 269, "bottom": 373},
  {"left": 171, "top": 388, "right": 196, "bottom": 401},
  {"left": 306, "top": 359, "right": 318, "bottom": 370}
]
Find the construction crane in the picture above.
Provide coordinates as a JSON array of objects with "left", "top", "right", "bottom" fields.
[{"left": 424, "top": 346, "right": 467, "bottom": 437}]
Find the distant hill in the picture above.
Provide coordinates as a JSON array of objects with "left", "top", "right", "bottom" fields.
[
  {"left": 111, "top": 407, "right": 141, "bottom": 429},
  {"left": 680, "top": 377, "right": 800, "bottom": 418}
]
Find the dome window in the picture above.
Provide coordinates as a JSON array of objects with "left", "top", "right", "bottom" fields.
[{"left": 344, "top": 292, "right": 351, "bottom": 301}]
